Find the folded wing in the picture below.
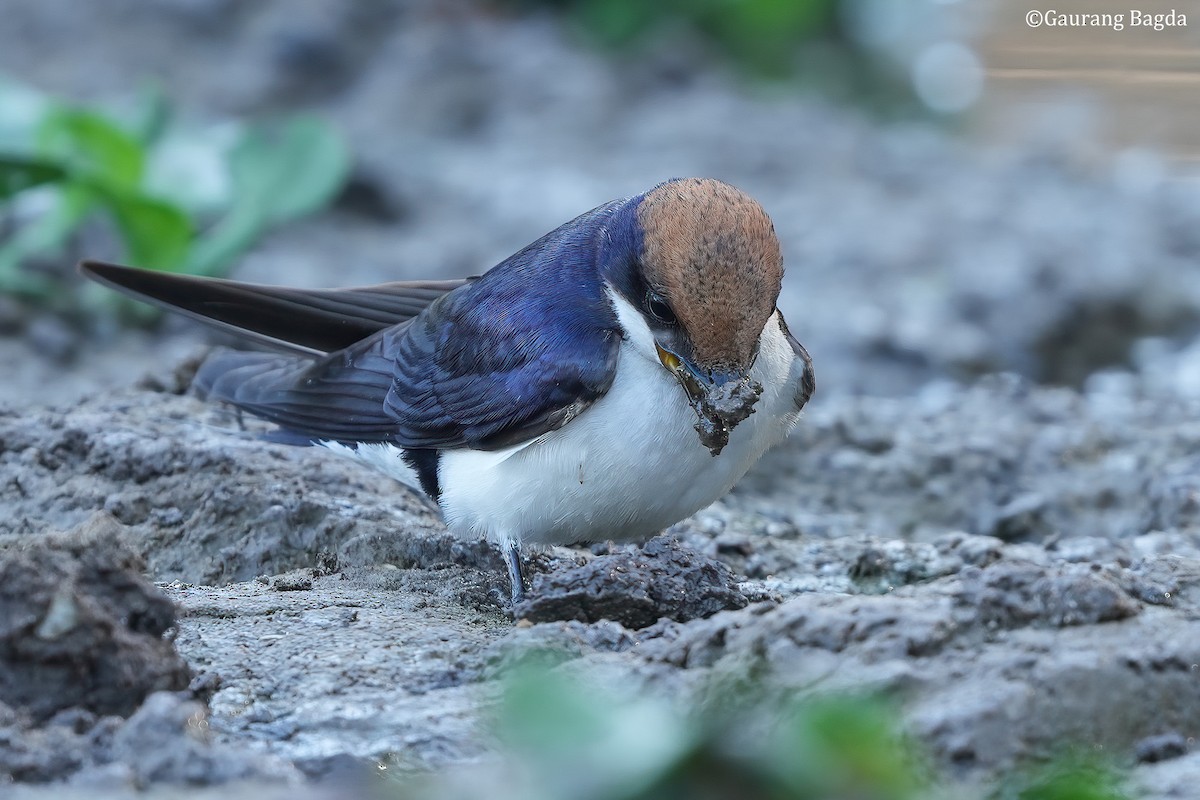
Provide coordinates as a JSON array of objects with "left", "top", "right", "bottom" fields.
[{"left": 81, "top": 242, "right": 621, "bottom": 452}]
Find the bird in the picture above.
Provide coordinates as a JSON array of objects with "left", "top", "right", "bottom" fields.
[{"left": 80, "top": 177, "right": 815, "bottom": 607}]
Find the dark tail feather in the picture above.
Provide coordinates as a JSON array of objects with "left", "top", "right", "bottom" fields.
[{"left": 79, "top": 260, "right": 469, "bottom": 355}]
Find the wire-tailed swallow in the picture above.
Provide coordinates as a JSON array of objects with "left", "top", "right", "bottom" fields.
[{"left": 80, "top": 177, "right": 815, "bottom": 606}]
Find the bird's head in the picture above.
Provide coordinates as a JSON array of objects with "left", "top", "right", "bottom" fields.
[{"left": 606, "top": 178, "right": 784, "bottom": 456}]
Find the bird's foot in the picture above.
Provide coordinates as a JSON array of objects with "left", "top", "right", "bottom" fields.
[{"left": 505, "top": 541, "right": 527, "bottom": 606}]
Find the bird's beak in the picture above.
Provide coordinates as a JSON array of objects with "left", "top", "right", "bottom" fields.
[{"left": 655, "top": 343, "right": 762, "bottom": 457}]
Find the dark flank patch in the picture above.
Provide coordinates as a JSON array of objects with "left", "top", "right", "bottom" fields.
[{"left": 402, "top": 447, "right": 441, "bottom": 502}]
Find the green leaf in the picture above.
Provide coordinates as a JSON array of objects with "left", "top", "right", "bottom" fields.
[
  {"left": 101, "top": 191, "right": 193, "bottom": 271},
  {"left": 0, "top": 154, "right": 68, "bottom": 201},
  {"left": 1002, "top": 755, "right": 1128, "bottom": 800},
  {"left": 186, "top": 115, "right": 348, "bottom": 277},
  {"left": 230, "top": 115, "right": 350, "bottom": 225},
  {"left": 574, "top": 0, "right": 666, "bottom": 46},
  {"left": 36, "top": 107, "right": 145, "bottom": 190},
  {"left": 130, "top": 82, "right": 172, "bottom": 147},
  {"left": 770, "top": 695, "right": 923, "bottom": 800}
]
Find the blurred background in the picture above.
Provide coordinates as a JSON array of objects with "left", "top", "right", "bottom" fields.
[{"left": 0, "top": 0, "right": 1198, "bottom": 402}]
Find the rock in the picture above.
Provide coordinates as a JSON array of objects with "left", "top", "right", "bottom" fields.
[
  {"left": 270, "top": 569, "right": 315, "bottom": 592},
  {"left": 0, "top": 514, "right": 191, "bottom": 722},
  {"left": 955, "top": 561, "right": 1141, "bottom": 630},
  {"left": 515, "top": 536, "right": 749, "bottom": 629},
  {"left": 0, "top": 391, "right": 449, "bottom": 586},
  {"left": 0, "top": 516, "right": 297, "bottom": 789},
  {"left": 1136, "top": 751, "right": 1200, "bottom": 798},
  {"left": 1136, "top": 732, "right": 1190, "bottom": 764},
  {"left": 112, "top": 692, "right": 300, "bottom": 787}
]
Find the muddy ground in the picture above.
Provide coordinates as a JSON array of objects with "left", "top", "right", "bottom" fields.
[
  {"left": 2, "top": 2, "right": 1200, "bottom": 798},
  {"left": 4, "top": 369, "right": 1200, "bottom": 798}
]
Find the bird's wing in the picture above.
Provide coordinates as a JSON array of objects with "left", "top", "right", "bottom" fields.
[
  {"left": 79, "top": 260, "right": 472, "bottom": 355},
  {"left": 194, "top": 289, "right": 621, "bottom": 450},
  {"left": 194, "top": 327, "right": 413, "bottom": 444},
  {"left": 382, "top": 285, "right": 622, "bottom": 450}
]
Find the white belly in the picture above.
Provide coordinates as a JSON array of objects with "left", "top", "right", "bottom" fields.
[{"left": 436, "top": 308, "right": 807, "bottom": 549}]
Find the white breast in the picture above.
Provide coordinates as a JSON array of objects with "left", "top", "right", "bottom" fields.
[{"left": 435, "top": 292, "right": 808, "bottom": 549}]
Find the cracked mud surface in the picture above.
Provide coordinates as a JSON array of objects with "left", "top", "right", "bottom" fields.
[{"left": 4, "top": 372, "right": 1200, "bottom": 797}]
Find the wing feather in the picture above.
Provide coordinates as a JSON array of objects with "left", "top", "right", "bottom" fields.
[{"left": 79, "top": 260, "right": 470, "bottom": 355}]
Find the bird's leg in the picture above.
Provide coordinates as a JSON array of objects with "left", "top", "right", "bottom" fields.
[{"left": 505, "top": 541, "right": 527, "bottom": 606}]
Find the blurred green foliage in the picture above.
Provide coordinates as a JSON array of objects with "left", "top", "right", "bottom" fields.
[
  {"left": 995, "top": 756, "right": 1129, "bottom": 800},
  {"left": 0, "top": 77, "right": 348, "bottom": 320},
  {"left": 502, "top": 0, "right": 920, "bottom": 111},
  {"left": 385, "top": 658, "right": 1131, "bottom": 800},
  {"left": 495, "top": 666, "right": 923, "bottom": 800},
  {"left": 523, "top": 0, "right": 841, "bottom": 78}
]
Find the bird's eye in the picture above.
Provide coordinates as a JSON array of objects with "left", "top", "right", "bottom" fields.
[{"left": 646, "top": 291, "right": 676, "bottom": 325}]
